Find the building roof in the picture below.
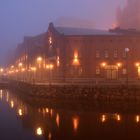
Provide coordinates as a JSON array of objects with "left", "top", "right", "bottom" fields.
[{"left": 55, "top": 26, "right": 120, "bottom": 36}]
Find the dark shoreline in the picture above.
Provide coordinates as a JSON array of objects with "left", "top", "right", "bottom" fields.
[{"left": 8, "top": 80, "right": 140, "bottom": 101}]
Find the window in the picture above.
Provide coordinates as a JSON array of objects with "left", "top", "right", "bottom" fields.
[
  {"left": 104, "top": 50, "right": 109, "bottom": 58},
  {"left": 122, "top": 68, "right": 127, "bottom": 75},
  {"left": 96, "top": 67, "right": 100, "bottom": 75},
  {"left": 123, "top": 51, "right": 127, "bottom": 58},
  {"left": 96, "top": 50, "right": 100, "bottom": 58},
  {"left": 114, "top": 50, "right": 118, "bottom": 58}
]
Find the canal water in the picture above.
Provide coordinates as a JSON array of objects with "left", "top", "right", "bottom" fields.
[{"left": 1, "top": 89, "right": 140, "bottom": 140}]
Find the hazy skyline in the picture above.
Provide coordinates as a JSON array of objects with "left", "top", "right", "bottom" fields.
[{"left": 0, "top": 0, "right": 126, "bottom": 65}]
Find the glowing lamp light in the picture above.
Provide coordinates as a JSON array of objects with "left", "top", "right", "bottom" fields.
[
  {"left": 11, "top": 65, "right": 14, "bottom": 69},
  {"left": 18, "top": 109, "right": 23, "bottom": 116},
  {"left": 135, "top": 63, "right": 140, "bottom": 67},
  {"left": 31, "top": 67, "right": 37, "bottom": 71},
  {"left": 116, "top": 114, "right": 121, "bottom": 122},
  {"left": 36, "top": 127, "right": 43, "bottom": 136},
  {"left": 73, "top": 52, "right": 80, "bottom": 66},
  {"left": 57, "top": 56, "right": 60, "bottom": 66},
  {"left": 37, "top": 57, "right": 43, "bottom": 62},
  {"left": 101, "top": 114, "right": 106, "bottom": 123},
  {"left": 10, "top": 100, "right": 14, "bottom": 108},
  {"left": 18, "top": 62, "right": 23, "bottom": 67},
  {"left": 49, "top": 37, "right": 53, "bottom": 44},
  {"left": 101, "top": 62, "right": 107, "bottom": 67},
  {"left": 56, "top": 113, "right": 60, "bottom": 127},
  {"left": 21, "top": 68, "right": 25, "bottom": 72},
  {"left": 117, "top": 63, "right": 122, "bottom": 68},
  {"left": 136, "top": 115, "right": 140, "bottom": 123},
  {"left": 46, "top": 64, "right": 54, "bottom": 69},
  {"left": 72, "top": 117, "right": 79, "bottom": 132},
  {"left": 0, "top": 68, "right": 4, "bottom": 72}
]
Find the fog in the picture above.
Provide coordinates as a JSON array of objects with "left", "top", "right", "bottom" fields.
[
  {"left": 117, "top": 0, "right": 140, "bottom": 30},
  {"left": 0, "top": 0, "right": 125, "bottom": 66}
]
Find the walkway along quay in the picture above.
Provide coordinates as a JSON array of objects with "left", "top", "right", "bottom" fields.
[{"left": 8, "top": 80, "right": 140, "bottom": 102}]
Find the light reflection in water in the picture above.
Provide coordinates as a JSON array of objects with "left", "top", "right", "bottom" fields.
[
  {"left": 18, "top": 108, "right": 23, "bottom": 116},
  {"left": 6, "top": 92, "right": 9, "bottom": 102},
  {"left": 46, "top": 108, "right": 49, "bottom": 113},
  {"left": 115, "top": 114, "right": 121, "bottom": 122},
  {"left": 3, "top": 90, "right": 140, "bottom": 140},
  {"left": 56, "top": 113, "right": 60, "bottom": 127},
  {"left": 0, "top": 90, "right": 3, "bottom": 99},
  {"left": 136, "top": 115, "right": 140, "bottom": 123},
  {"left": 10, "top": 100, "right": 14, "bottom": 108},
  {"left": 48, "top": 132, "right": 52, "bottom": 140},
  {"left": 72, "top": 116, "right": 79, "bottom": 132},
  {"left": 36, "top": 127, "right": 43, "bottom": 136},
  {"left": 101, "top": 114, "right": 106, "bottom": 123},
  {"left": 50, "top": 109, "right": 53, "bottom": 117}
]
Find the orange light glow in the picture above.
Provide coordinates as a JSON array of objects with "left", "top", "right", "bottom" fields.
[
  {"left": 0, "top": 68, "right": 4, "bottom": 72},
  {"left": 46, "top": 108, "right": 49, "bottom": 113},
  {"left": 136, "top": 115, "right": 140, "bottom": 123},
  {"left": 37, "top": 57, "right": 43, "bottom": 62},
  {"left": 48, "top": 132, "right": 52, "bottom": 140},
  {"left": 36, "top": 127, "right": 43, "bottom": 136},
  {"left": 117, "top": 63, "right": 122, "bottom": 68},
  {"left": 46, "top": 64, "right": 54, "bottom": 69},
  {"left": 31, "top": 67, "right": 37, "bottom": 71},
  {"left": 135, "top": 63, "right": 140, "bottom": 67},
  {"left": 101, "top": 114, "right": 106, "bottom": 123},
  {"left": 21, "top": 68, "right": 25, "bottom": 72},
  {"left": 116, "top": 114, "right": 121, "bottom": 122},
  {"left": 18, "top": 109, "right": 23, "bottom": 116},
  {"left": 56, "top": 113, "right": 60, "bottom": 127},
  {"left": 18, "top": 62, "right": 23, "bottom": 67},
  {"left": 72, "top": 116, "right": 79, "bottom": 132},
  {"left": 57, "top": 56, "right": 60, "bottom": 66},
  {"left": 10, "top": 100, "right": 14, "bottom": 108},
  {"left": 49, "top": 37, "right": 53, "bottom": 44},
  {"left": 101, "top": 62, "right": 107, "bottom": 67},
  {"left": 73, "top": 52, "right": 80, "bottom": 66}
]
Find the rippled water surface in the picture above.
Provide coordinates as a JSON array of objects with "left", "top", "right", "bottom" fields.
[{"left": 0, "top": 89, "right": 140, "bottom": 140}]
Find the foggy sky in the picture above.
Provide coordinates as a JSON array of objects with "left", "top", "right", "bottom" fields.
[{"left": 0, "top": 0, "right": 126, "bottom": 65}]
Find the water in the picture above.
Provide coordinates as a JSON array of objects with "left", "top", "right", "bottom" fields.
[{"left": 0, "top": 89, "right": 140, "bottom": 140}]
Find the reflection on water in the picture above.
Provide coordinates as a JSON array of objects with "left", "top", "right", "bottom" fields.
[{"left": 1, "top": 90, "right": 140, "bottom": 139}]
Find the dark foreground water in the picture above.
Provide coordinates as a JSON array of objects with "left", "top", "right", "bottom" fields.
[{"left": 1, "top": 90, "right": 140, "bottom": 140}]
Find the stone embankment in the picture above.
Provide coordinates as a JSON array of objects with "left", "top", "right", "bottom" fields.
[{"left": 8, "top": 80, "right": 140, "bottom": 102}]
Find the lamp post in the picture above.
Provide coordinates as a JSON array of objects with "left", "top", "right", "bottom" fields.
[
  {"left": 125, "top": 48, "right": 130, "bottom": 86},
  {"left": 46, "top": 64, "right": 54, "bottom": 85},
  {"left": 36, "top": 56, "right": 43, "bottom": 82},
  {"left": 117, "top": 63, "right": 122, "bottom": 80}
]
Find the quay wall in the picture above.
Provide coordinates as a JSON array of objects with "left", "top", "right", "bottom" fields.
[{"left": 8, "top": 80, "right": 140, "bottom": 102}]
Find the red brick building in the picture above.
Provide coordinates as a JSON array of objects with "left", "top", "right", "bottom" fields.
[{"left": 11, "top": 23, "right": 140, "bottom": 84}]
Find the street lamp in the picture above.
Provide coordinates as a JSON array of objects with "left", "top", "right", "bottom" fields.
[
  {"left": 117, "top": 62, "right": 122, "bottom": 80},
  {"left": 125, "top": 48, "right": 130, "bottom": 86},
  {"left": 36, "top": 56, "right": 43, "bottom": 82}
]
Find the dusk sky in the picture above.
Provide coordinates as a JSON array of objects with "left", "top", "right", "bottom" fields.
[{"left": 0, "top": 0, "right": 126, "bottom": 65}]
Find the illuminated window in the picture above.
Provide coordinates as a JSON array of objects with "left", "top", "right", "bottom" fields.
[
  {"left": 57, "top": 56, "right": 60, "bottom": 67},
  {"left": 96, "top": 50, "right": 100, "bottom": 58},
  {"left": 122, "top": 68, "right": 127, "bottom": 75},
  {"left": 72, "top": 51, "right": 80, "bottom": 66},
  {"left": 104, "top": 50, "right": 109, "bottom": 58},
  {"left": 49, "top": 36, "right": 52, "bottom": 45}
]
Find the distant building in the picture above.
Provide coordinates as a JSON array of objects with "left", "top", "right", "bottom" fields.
[{"left": 11, "top": 23, "right": 140, "bottom": 84}]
